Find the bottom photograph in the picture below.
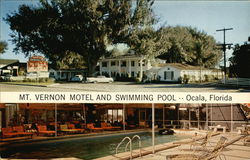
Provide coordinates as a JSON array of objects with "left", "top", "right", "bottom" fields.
[{"left": 0, "top": 103, "right": 249, "bottom": 160}]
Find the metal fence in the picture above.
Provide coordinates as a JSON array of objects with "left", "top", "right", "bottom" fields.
[{"left": 220, "top": 78, "right": 250, "bottom": 87}]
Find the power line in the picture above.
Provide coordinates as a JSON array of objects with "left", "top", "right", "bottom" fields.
[{"left": 216, "top": 28, "right": 233, "bottom": 81}]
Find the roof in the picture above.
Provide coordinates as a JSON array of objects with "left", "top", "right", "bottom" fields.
[
  {"left": 100, "top": 53, "right": 145, "bottom": 60},
  {"left": 154, "top": 63, "right": 207, "bottom": 70},
  {"left": 0, "top": 59, "right": 19, "bottom": 65}
]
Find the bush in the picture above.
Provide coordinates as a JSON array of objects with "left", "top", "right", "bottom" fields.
[{"left": 183, "top": 74, "right": 190, "bottom": 84}]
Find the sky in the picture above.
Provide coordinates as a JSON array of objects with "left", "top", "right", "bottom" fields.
[{"left": 0, "top": 0, "right": 250, "bottom": 65}]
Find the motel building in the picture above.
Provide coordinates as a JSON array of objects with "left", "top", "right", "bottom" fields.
[
  {"left": 99, "top": 53, "right": 223, "bottom": 82},
  {"left": 0, "top": 103, "right": 249, "bottom": 159},
  {"left": 98, "top": 52, "right": 165, "bottom": 80}
]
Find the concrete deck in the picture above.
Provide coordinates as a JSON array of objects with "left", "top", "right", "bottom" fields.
[
  {"left": 133, "top": 133, "right": 249, "bottom": 160},
  {"left": 95, "top": 132, "right": 249, "bottom": 160}
]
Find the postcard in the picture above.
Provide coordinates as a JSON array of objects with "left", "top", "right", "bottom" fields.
[{"left": 0, "top": 0, "right": 249, "bottom": 160}]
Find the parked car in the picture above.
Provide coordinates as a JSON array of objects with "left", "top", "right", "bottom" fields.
[
  {"left": 86, "top": 76, "right": 114, "bottom": 83},
  {"left": 71, "top": 75, "right": 84, "bottom": 82}
]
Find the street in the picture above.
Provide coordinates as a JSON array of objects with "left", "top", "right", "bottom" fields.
[{"left": 0, "top": 82, "right": 249, "bottom": 92}]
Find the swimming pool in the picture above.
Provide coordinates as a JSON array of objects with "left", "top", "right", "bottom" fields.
[{"left": 1, "top": 132, "right": 191, "bottom": 160}]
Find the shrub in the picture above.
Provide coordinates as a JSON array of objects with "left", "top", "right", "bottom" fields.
[{"left": 183, "top": 74, "right": 190, "bottom": 84}]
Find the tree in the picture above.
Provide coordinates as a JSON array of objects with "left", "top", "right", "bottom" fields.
[
  {"left": 229, "top": 43, "right": 250, "bottom": 78},
  {"left": 0, "top": 41, "right": 7, "bottom": 54},
  {"left": 5, "top": 0, "right": 155, "bottom": 75},
  {"left": 157, "top": 26, "right": 222, "bottom": 68}
]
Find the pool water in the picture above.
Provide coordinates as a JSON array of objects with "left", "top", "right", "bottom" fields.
[{"left": 1, "top": 132, "right": 191, "bottom": 160}]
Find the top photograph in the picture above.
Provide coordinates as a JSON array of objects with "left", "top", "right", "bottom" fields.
[{"left": 0, "top": 0, "right": 249, "bottom": 92}]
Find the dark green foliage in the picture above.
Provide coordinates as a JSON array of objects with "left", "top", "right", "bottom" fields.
[
  {"left": 229, "top": 43, "right": 250, "bottom": 78},
  {"left": 156, "top": 26, "right": 222, "bottom": 68},
  {"left": 0, "top": 41, "right": 7, "bottom": 54},
  {"left": 5, "top": 0, "right": 155, "bottom": 75}
]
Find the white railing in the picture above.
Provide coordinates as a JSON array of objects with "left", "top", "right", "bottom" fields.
[
  {"left": 220, "top": 78, "right": 250, "bottom": 87},
  {"left": 125, "top": 135, "right": 142, "bottom": 158},
  {"left": 116, "top": 135, "right": 142, "bottom": 159}
]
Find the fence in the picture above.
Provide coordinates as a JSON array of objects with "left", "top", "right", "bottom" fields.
[{"left": 220, "top": 78, "right": 250, "bottom": 87}]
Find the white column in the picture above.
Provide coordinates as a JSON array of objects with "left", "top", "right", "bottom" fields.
[
  {"left": 198, "top": 106, "right": 200, "bottom": 130},
  {"left": 108, "top": 61, "right": 111, "bottom": 77},
  {"left": 210, "top": 104, "right": 213, "bottom": 125},
  {"left": 206, "top": 104, "right": 208, "bottom": 130},
  {"left": 140, "top": 58, "right": 143, "bottom": 81},
  {"left": 189, "top": 108, "right": 191, "bottom": 129},
  {"left": 231, "top": 103, "right": 233, "bottom": 132},
  {"left": 55, "top": 104, "right": 57, "bottom": 137},
  {"left": 83, "top": 104, "right": 87, "bottom": 126},
  {"left": 118, "top": 60, "right": 121, "bottom": 76},
  {"left": 128, "top": 59, "right": 131, "bottom": 77},
  {"left": 152, "top": 103, "right": 155, "bottom": 154},
  {"left": 163, "top": 105, "right": 165, "bottom": 129},
  {"left": 123, "top": 104, "right": 125, "bottom": 131}
]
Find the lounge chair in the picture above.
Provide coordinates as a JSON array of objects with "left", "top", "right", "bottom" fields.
[
  {"left": 166, "top": 136, "right": 228, "bottom": 160},
  {"left": 101, "top": 122, "right": 121, "bottom": 131},
  {"left": 87, "top": 123, "right": 103, "bottom": 132},
  {"left": 59, "top": 124, "right": 80, "bottom": 134},
  {"left": 1, "top": 127, "right": 19, "bottom": 138},
  {"left": 190, "top": 131, "right": 213, "bottom": 151},
  {"left": 13, "top": 126, "right": 33, "bottom": 138},
  {"left": 242, "top": 125, "right": 250, "bottom": 146},
  {"left": 37, "top": 125, "right": 56, "bottom": 136},
  {"left": 67, "top": 124, "right": 85, "bottom": 133}
]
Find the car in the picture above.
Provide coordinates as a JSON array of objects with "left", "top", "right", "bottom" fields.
[
  {"left": 71, "top": 75, "right": 84, "bottom": 82},
  {"left": 86, "top": 76, "right": 114, "bottom": 83}
]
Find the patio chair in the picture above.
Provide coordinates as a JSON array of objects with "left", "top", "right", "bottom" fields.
[
  {"left": 13, "top": 126, "right": 33, "bottom": 138},
  {"left": 67, "top": 124, "right": 85, "bottom": 133},
  {"left": 37, "top": 125, "right": 56, "bottom": 136},
  {"left": 101, "top": 122, "right": 115, "bottom": 130},
  {"left": 242, "top": 126, "right": 250, "bottom": 146},
  {"left": 1, "top": 127, "right": 19, "bottom": 138},
  {"left": 59, "top": 124, "right": 79, "bottom": 134},
  {"left": 87, "top": 123, "right": 103, "bottom": 132},
  {"left": 166, "top": 136, "right": 228, "bottom": 160},
  {"left": 190, "top": 131, "right": 213, "bottom": 151},
  {"left": 101, "top": 122, "right": 121, "bottom": 131}
]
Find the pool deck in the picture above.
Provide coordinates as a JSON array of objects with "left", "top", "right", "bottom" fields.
[
  {"left": 1, "top": 130, "right": 249, "bottom": 160},
  {"left": 95, "top": 131, "right": 249, "bottom": 160}
]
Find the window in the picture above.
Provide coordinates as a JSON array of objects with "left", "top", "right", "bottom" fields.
[
  {"left": 131, "top": 71, "right": 135, "bottom": 77},
  {"left": 131, "top": 61, "right": 135, "bottom": 66},
  {"left": 106, "top": 109, "right": 123, "bottom": 123},
  {"left": 111, "top": 61, "right": 116, "bottom": 66},
  {"left": 102, "top": 62, "right": 107, "bottom": 67},
  {"left": 121, "top": 61, "right": 126, "bottom": 67}
]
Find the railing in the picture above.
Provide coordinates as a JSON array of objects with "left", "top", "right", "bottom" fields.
[
  {"left": 116, "top": 135, "right": 142, "bottom": 159},
  {"left": 116, "top": 136, "right": 132, "bottom": 159},
  {"left": 220, "top": 78, "right": 250, "bottom": 87},
  {"left": 125, "top": 135, "right": 142, "bottom": 158}
]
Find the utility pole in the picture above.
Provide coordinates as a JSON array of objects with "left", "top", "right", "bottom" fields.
[{"left": 216, "top": 28, "right": 233, "bottom": 81}]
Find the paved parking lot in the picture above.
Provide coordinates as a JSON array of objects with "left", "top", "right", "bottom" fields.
[{"left": 1, "top": 82, "right": 249, "bottom": 92}]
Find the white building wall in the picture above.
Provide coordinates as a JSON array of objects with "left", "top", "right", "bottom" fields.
[
  {"left": 157, "top": 66, "right": 181, "bottom": 81},
  {"left": 100, "top": 58, "right": 152, "bottom": 78}
]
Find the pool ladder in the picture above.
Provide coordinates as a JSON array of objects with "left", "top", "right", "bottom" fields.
[{"left": 115, "top": 135, "right": 142, "bottom": 159}]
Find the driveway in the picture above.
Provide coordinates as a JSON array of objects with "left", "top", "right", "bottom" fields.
[{"left": 1, "top": 82, "right": 249, "bottom": 92}]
